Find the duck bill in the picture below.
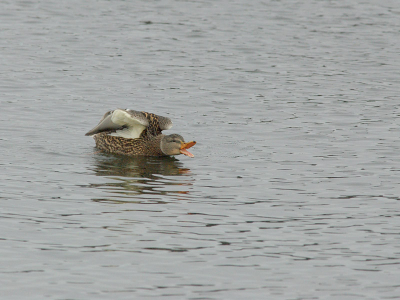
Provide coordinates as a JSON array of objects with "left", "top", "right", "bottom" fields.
[{"left": 180, "top": 141, "right": 196, "bottom": 158}]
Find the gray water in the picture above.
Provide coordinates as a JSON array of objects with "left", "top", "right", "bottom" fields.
[{"left": 1, "top": 0, "right": 400, "bottom": 299}]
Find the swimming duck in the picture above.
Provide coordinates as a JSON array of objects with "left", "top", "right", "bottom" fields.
[{"left": 85, "top": 109, "right": 196, "bottom": 157}]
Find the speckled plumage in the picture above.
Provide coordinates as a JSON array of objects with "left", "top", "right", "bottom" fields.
[{"left": 93, "top": 132, "right": 165, "bottom": 156}]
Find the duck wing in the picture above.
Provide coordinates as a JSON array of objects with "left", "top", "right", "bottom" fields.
[
  {"left": 85, "top": 109, "right": 172, "bottom": 139},
  {"left": 85, "top": 110, "right": 116, "bottom": 136},
  {"left": 142, "top": 111, "right": 173, "bottom": 137}
]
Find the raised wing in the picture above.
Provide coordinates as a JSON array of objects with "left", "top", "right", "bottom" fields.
[
  {"left": 85, "top": 109, "right": 149, "bottom": 138},
  {"left": 157, "top": 115, "right": 173, "bottom": 131},
  {"left": 110, "top": 109, "right": 149, "bottom": 138},
  {"left": 85, "top": 109, "right": 173, "bottom": 139},
  {"left": 85, "top": 110, "right": 118, "bottom": 136}
]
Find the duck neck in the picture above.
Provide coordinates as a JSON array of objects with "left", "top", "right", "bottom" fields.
[{"left": 145, "top": 134, "right": 166, "bottom": 156}]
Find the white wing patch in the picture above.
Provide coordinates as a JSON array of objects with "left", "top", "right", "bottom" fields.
[
  {"left": 110, "top": 126, "right": 146, "bottom": 139},
  {"left": 110, "top": 109, "right": 147, "bottom": 139}
]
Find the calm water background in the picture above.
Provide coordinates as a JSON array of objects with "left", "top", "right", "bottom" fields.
[{"left": 1, "top": 0, "right": 400, "bottom": 299}]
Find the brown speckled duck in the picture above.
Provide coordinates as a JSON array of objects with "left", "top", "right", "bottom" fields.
[{"left": 85, "top": 109, "right": 196, "bottom": 157}]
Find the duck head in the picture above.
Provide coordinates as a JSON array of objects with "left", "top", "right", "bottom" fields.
[{"left": 160, "top": 134, "right": 196, "bottom": 157}]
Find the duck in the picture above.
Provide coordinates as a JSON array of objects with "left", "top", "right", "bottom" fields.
[{"left": 85, "top": 109, "right": 196, "bottom": 157}]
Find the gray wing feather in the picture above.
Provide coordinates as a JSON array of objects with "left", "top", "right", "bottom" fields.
[
  {"left": 85, "top": 110, "right": 120, "bottom": 136},
  {"left": 157, "top": 116, "right": 173, "bottom": 131}
]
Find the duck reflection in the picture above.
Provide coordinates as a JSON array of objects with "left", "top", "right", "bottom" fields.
[{"left": 88, "top": 153, "right": 193, "bottom": 203}]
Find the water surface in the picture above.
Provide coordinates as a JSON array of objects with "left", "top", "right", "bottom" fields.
[{"left": 1, "top": 0, "right": 400, "bottom": 299}]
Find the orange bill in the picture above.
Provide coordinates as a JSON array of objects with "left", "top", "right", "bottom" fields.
[{"left": 180, "top": 141, "right": 196, "bottom": 158}]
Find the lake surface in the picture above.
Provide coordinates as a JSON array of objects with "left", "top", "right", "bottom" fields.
[{"left": 1, "top": 0, "right": 400, "bottom": 299}]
